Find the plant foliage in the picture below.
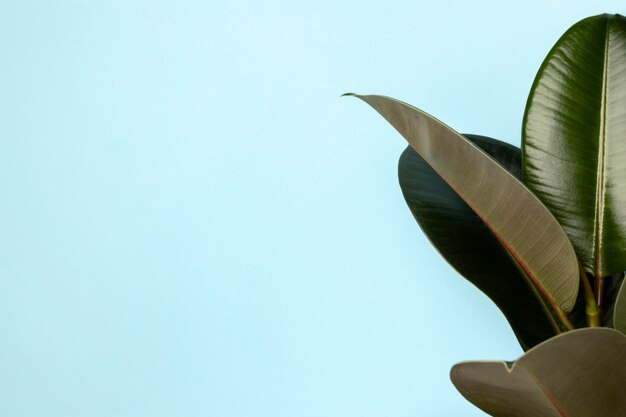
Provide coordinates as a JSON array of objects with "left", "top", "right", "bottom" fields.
[{"left": 347, "top": 12, "right": 626, "bottom": 417}]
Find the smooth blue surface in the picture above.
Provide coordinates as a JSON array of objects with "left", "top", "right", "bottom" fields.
[{"left": 1, "top": 2, "right": 623, "bottom": 416}]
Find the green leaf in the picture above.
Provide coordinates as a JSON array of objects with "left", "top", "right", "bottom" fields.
[
  {"left": 615, "top": 278, "right": 626, "bottom": 333},
  {"left": 451, "top": 328, "right": 626, "bottom": 417},
  {"left": 346, "top": 93, "right": 579, "bottom": 312},
  {"left": 523, "top": 14, "right": 626, "bottom": 277},
  {"left": 399, "top": 135, "right": 559, "bottom": 349}
]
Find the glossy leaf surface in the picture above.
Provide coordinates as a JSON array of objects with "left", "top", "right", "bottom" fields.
[
  {"left": 347, "top": 94, "right": 579, "bottom": 311},
  {"left": 399, "top": 135, "right": 558, "bottom": 349},
  {"left": 451, "top": 328, "right": 626, "bottom": 417},
  {"left": 523, "top": 14, "right": 626, "bottom": 276}
]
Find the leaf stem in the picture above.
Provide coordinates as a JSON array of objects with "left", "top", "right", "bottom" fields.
[
  {"left": 579, "top": 261, "right": 601, "bottom": 327},
  {"left": 594, "top": 275, "right": 605, "bottom": 309}
]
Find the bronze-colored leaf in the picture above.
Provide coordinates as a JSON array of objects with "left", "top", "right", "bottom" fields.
[
  {"left": 451, "top": 328, "right": 626, "bottom": 417},
  {"left": 399, "top": 136, "right": 559, "bottom": 349},
  {"left": 346, "top": 93, "right": 579, "bottom": 311}
]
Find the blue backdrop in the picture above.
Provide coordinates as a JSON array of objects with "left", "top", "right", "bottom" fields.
[{"left": 1, "top": 1, "right": 623, "bottom": 416}]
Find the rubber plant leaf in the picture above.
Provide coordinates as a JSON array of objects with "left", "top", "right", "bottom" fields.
[
  {"left": 346, "top": 93, "right": 579, "bottom": 312},
  {"left": 399, "top": 135, "right": 558, "bottom": 349},
  {"left": 451, "top": 328, "right": 626, "bottom": 417},
  {"left": 615, "top": 279, "right": 626, "bottom": 334},
  {"left": 523, "top": 14, "right": 626, "bottom": 277}
]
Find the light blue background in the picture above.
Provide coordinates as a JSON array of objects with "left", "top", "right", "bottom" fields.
[{"left": 1, "top": 2, "right": 623, "bottom": 416}]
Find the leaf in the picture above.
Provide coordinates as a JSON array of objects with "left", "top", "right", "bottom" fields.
[
  {"left": 523, "top": 14, "right": 626, "bottom": 277},
  {"left": 451, "top": 328, "right": 626, "bottom": 417},
  {"left": 399, "top": 135, "right": 559, "bottom": 349},
  {"left": 615, "top": 278, "right": 626, "bottom": 333},
  {"left": 346, "top": 93, "right": 579, "bottom": 312}
]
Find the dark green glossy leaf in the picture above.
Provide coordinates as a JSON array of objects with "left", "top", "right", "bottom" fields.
[
  {"left": 451, "top": 328, "right": 626, "bottom": 417},
  {"left": 523, "top": 14, "right": 626, "bottom": 277},
  {"left": 346, "top": 93, "right": 579, "bottom": 311},
  {"left": 399, "top": 135, "right": 559, "bottom": 349}
]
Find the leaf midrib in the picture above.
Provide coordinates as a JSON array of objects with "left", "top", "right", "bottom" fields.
[
  {"left": 408, "top": 133, "right": 565, "bottom": 313},
  {"left": 522, "top": 365, "right": 570, "bottom": 417},
  {"left": 594, "top": 21, "right": 610, "bottom": 277}
]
